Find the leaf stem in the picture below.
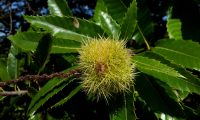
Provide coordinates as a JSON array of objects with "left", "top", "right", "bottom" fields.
[
  {"left": 136, "top": 24, "right": 151, "bottom": 50},
  {"left": 135, "top": 48, "right": 145, "bottom": 54},
  {"left": 0, "top": 90, "right": 28, "bottom": 96}
]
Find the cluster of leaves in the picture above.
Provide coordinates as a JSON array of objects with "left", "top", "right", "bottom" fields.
[
  {"left": 0, "top": 0, "right": 200, "bottom": 120},
  {"left": 0, "top": 0, "right": 50, "bottom": 60}
]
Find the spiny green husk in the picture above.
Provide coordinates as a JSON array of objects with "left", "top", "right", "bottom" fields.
[{"left": 79, "top": 38, "right": 135, "bottom": 101}]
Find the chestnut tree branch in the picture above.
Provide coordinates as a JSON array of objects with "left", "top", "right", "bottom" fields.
[{"left": 0, "top": 69, "right": 81, "bottom": 87}]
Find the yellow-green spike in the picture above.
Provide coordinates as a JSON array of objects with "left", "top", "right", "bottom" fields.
[{"left": 79, "top": 38, "right": 135, "bottom": 101}]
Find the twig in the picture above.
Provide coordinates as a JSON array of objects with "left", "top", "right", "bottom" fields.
[
  {"left": 0, "top": 90, "right": 28, "bottom": 96},
  {"left": 25, "top": 1, "right": 36, "bottom": 14},
  {"left": 0, "top": 69, "right": 81, "bottom": 87}
]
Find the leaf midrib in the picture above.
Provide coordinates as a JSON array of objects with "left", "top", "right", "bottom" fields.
[
  {"left": 136, "top": 61, "right": 200, "bottom": 89},
  {"left": 155, "top": 47, "right": 200, "bottom": 61},
  {"left": 135, "top": 60, "right": 180, "bottom": 77},
  {"left": 52, "top": 45, "right": 80, "bottom": 49},
  {"left": 28, "top": 18, "right": 89, "bottom": 41}
]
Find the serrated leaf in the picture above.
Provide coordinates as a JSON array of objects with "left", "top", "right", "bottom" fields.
[
  {"left": 133, "top": 55, "right": 200, "bottom": 94},
  {"left": 34, "top": 33, "right": 52, "bottom": 73},
  {"left": 182, "top": 104, "right": 200, "bottom": 119},
  {"left": 28, "top": 78, "right": 61, "bottom": 114},
  {"left": 8, "top": 32, "right": 43, "bottom": 51},
  {"left": 28, "top": 77, "right": 74, "bottom": 116},
  {"left": 27, "top": 87, "right": 38, "bottom": 98},
  {"left": 167, "top": 19, "right": 183, "bottom": 40},
  {"left": 135, "top": 98, "right": 158, "bottom": 119},
  {"left": 93, "top": 0, "right": 120, "bottom": 39},
  {"left": 133, "top": 0, "right": 154, "bottom": 44},
  {"left": 135, "top": 74, "right": 184, "bottom": 117},
  {"left": 134, "top": 55, "right": 183, "bottom": 78},
  {"left": 8, "top": 32, "right": 81, "bottom": 53},
  {"left": 62, "top": 54, "right": 77, "bottom": 65},
  {"left": 103, "top": 0, "right": 132, "bottom": 23},
  {"left": 156, "top": 112, "right": 184, "bottom": 120},
  {"left": 93, "top": 0, "right": 107, "bottom": 22},
  {"left": 110, "top": 91, "right": 137, "bottom": 120},
  {"left": 0, "top": 96, "right": 6, "bottom": 101},
  {"left": 98, "top": 11, "right": 120, "bottom": 39},
  {"left": 140, "top": 52, "right": 200, "bottom": 97},
  {"left": 48, "top": 0, "right": 72, "bottom": 16},
  {"left": 152, "top": 39, "right": 200, "bottom": 71},
  {"left": 0, "top": 59, "right": 10, "bottom": 81},
  {"left": 51, "top": 38, "right": 81, "bottom": 53},
  {"left": 171, "top": 0, "right": 200, "bottom": 42},
  {"left": 24, "top": 16, "right": 104, "bottom": 42},
  {"left": 155, "top": 80, "right": 180, "bottom": 102},
  {"left": 120, "top": 0, "right": 137, "bottom": 39},
  {"left": 51, "top": 85, "right": 81, "bottom": 108},
  {"left": 7, "top": 45, "right": 20, "bottom": 79}
]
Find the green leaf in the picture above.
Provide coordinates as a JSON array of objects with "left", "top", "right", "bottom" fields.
[
  {"left": 93, "top": 0, "right": 107, "bottom": 22},
  {"left": 132, "top": 0, "right": 154, "bottom": 44},
  {"left": 8, "top": 31, "right": 43, "bottom": 51},
  {"left": 33, "top": 33, "right": 52, "bottom": 73},
  {"left": 135, "top": 98, "right": 159, "bottom": 119},
  {"left": 28, "top": 77, "right": 74, "bottom": 116},
  {"left": 28, "top": 78, "right": 61, "bottom": 115},
  {"left": 51, "top": 85, "right": 81, "bottom": 108},
  {"left": 138, "top": 52, "right": 200, "bottom": 95},
  {"left": 110, "top": 91, "right": 137, "bottom": 120},
  {"left": 8, "top": 32, "right": 81, "bottom": 53},
  {"left": 171, "top": 0, "right": 200, "bottom": 42},
  {"left": 93, "top": 0, "right": 120, "bottom": 39},
  {"left": 0, "top": 59, "right": 10, "bottom": 81},
  {"left": 0, "top": 96, "right": 6, "bottom": 101},
  {"left": 120, "top": 0, "right": 137, "bottom": 39},
  {"left": 24, "top": 16, "right": 104, "bottom": 42},
  {"left": 98, "top": 11, "right": 120, "bottom": 39},
  {"left": 0, "top": 88, "right": 6, "bottom": 101},
  {"left": 62, "top": 54, "right": 77, "bottom": 65},
  {"left": 167, "top": 19, "right": 183, "bottom": 40},
  {"left": 183, "top": 104, "right": 200, "bottom": 119},
  {"left": 133, "top": 55, "right": 183, "bottom": 78},
  {"left": 48, "top": 0, "right": 72, "bottom": 16},
  {"left": 7, "top": 45, "right": 20, "bottom": 79},
  {"left": 155, "top": 80, "right": 180, "bottom": 102},
  {"left": 51, "top": 38, "right": 81, "bottom": 53},
  {"left": 103, "top": 0, "right": 132, "bottom": 23},
  {"left": 152, "top": 39, "right": 200, "bottom": 71},
  {"left": 133, "top": 55, "right": 200, "bottom": 94},
  {"left": 27, "top": 87, "right": 38, "bottom": 98},
  {"left": 135, "top": 74, "right": 184, "bottom": 117},
  {"left": 155, "top": 113, "right": 184, "bottom": 120}
]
